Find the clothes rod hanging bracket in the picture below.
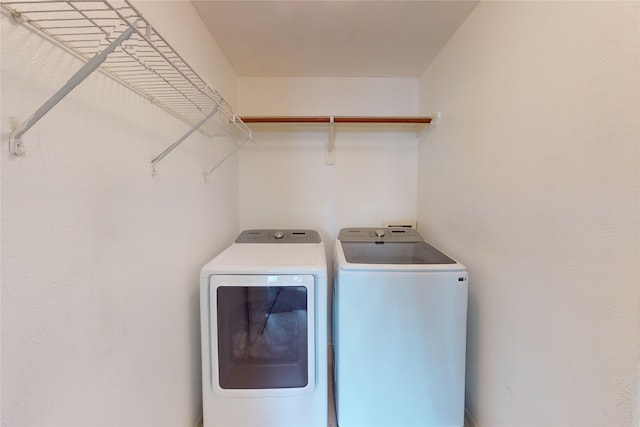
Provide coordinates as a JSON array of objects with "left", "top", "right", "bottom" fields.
[
  {"left": 430, "top": 112, "right": 442, "bottom": 127},
  {"left": 326, "top": 116, "right": 336, "bottom": 165},
  {"left": 8, "top": 21, "right": 139, "bottom": 155},
  {"left": 417, "top": 112, "right": 441, "bottom": 138}
]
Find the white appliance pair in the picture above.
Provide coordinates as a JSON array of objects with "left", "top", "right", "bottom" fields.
[{"left": 200, "top": 227, "right": 467, "bottom": 427}]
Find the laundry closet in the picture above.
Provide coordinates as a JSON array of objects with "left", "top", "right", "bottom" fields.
[{"left": 1, "top": 1, "right": 638, "bottom": 427}]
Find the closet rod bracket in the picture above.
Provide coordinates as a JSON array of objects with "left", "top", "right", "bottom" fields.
[
  {"left": 326, "top": 116, "right": 336, "bottom": 165},
  {"left": 431, "top": 112, "right": 442, "bottom": 127},
  {"left": 8, "top": 21, "right": 139, "bottom": 155},
  {"left": 417, "top": 112, "right": 441, "bottom": 138}
]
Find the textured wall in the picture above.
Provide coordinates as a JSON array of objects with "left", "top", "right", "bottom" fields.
[
  {"left": 1, "top": 4, "right": 239, "bottom": 425},
  {"left": 418, "top": 1, "right": 639, "bottom": 426}
]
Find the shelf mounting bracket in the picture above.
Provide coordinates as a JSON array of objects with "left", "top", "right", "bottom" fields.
[
  {"left": 151, "top": 105, "right": 220, "bottom": 174},
  {"left": 202, "top": 134, "right": 252, "bottom": 181},
  {"left": 8, "top": 23, "right": 138, "bottom": 155},
  {"left": 430, "top": 112, "right": 442, "bottom": 127},
  {"left": 326, "top": 116, "right": 336, "bottom": 165}
]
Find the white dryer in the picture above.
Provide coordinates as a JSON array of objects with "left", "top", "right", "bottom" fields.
[
  {"left": 200, "top": 229, "right": 328, "bottom": 427},
  {"left": 333, "top": 227, "right": 468, "bottom": 427}
]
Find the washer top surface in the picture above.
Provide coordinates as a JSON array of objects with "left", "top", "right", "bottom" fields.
[
  {"left": 338, "top": 227, "right": 423, "bottom": 243},
  {"left": 336, "top": 227, "right": 463, "bottom": 269},
  {"left": 340, "top": 241, "right": 456, "bottom": 264}
]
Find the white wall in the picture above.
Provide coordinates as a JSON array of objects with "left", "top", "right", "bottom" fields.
[
  {"left": 1, "top": 2, "right": 239, "bottom": 425},
  {"left": 238, "top": 77, "right": 420, "bottom": 241},
  {"left": 418, "top": 2, "right": 640, "bottom": 426}
]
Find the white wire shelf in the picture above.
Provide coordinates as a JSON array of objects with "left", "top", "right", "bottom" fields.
[{"left": 2, "top": 0, "right": 252, "bottom": 174}]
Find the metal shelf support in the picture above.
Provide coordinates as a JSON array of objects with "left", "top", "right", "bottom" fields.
[
  {"left": 151, "top": 105, "right": 219, "bottom": 174},
  {"left": 326, "top": 116, "right": 336, "bottom": 165},
  {"left": 9, "top": 23, "right": 138, "bottom": 155},
  {"left": 2, "top": 0, "right": 253, "bottom": 176},
  {"left": 203, "top": 135, "right": 252, "bottom": 181}
]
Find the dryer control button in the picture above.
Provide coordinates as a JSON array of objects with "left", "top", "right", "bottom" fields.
[
  {"left": 273, "top": 231, "right": 285, "bottom": 239},
  {"left": 375, "top": 229, "right": 386, "bottom": 238}
]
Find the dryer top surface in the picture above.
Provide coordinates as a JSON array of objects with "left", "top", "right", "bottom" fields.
[
  {"left": 202, "top": 240, "right": 327, "bottom": 274},
  {"left": 236, "top": 229, "right": 321, "bottom": 244}
]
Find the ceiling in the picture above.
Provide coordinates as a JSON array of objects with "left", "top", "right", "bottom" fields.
[{"left": 191, "top": 1, "right": 479, "bottom": 78}]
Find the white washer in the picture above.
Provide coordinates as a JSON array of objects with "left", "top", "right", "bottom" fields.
[
  {"left": 333, "top": 227, "right": 468, "bottom": 427},
  {"left": 200, "top": 229, "right": 327, "bottom": 427}
]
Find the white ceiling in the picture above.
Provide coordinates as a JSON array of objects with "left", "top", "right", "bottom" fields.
[{"left": 191, "top": 1, "right": 479, "bottom": 78}]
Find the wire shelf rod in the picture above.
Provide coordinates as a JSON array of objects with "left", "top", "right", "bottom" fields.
[
  {"left": 151, "top": 105, "right": 220, "bottom": 171},
  {"left": 9, "top": 22, "right": 137, "bottom": 155},
  {"left": 203, "top": 136, "right": 252, "bottom": 180}
]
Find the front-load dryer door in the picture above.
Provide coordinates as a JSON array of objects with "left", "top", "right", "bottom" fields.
[{"left": 208, "top": 274, "right": 315, "bottom": 397}]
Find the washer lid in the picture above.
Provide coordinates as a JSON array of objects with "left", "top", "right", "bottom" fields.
[
  {"left": 338, "top": 227, "right": 423, "bottom": 243},
  {"left": 340, "top": 241, "right": 456, "bottom": 264},
  {"left": 337, "top": 227, "right": 456, "bottom": 265}
]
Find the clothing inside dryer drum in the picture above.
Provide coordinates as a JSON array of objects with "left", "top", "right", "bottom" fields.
[
  {"left": 216, "top": 286, "right": 308, "bottom": 389},
  {"left": 341, "top": 241, "right": 457, "bottom": 264}
]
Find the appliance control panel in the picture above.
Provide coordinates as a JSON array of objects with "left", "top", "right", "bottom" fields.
[
  {"left": 337, "top": 227, "right": 425, "bottom": 243},
  {"left": 235, "top": 229, "right": 322, "bottom": 244}
]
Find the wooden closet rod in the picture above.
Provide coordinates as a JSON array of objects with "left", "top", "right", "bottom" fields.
[{"left": 240, "top": 116, "right": 432, "bottom": 124}]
